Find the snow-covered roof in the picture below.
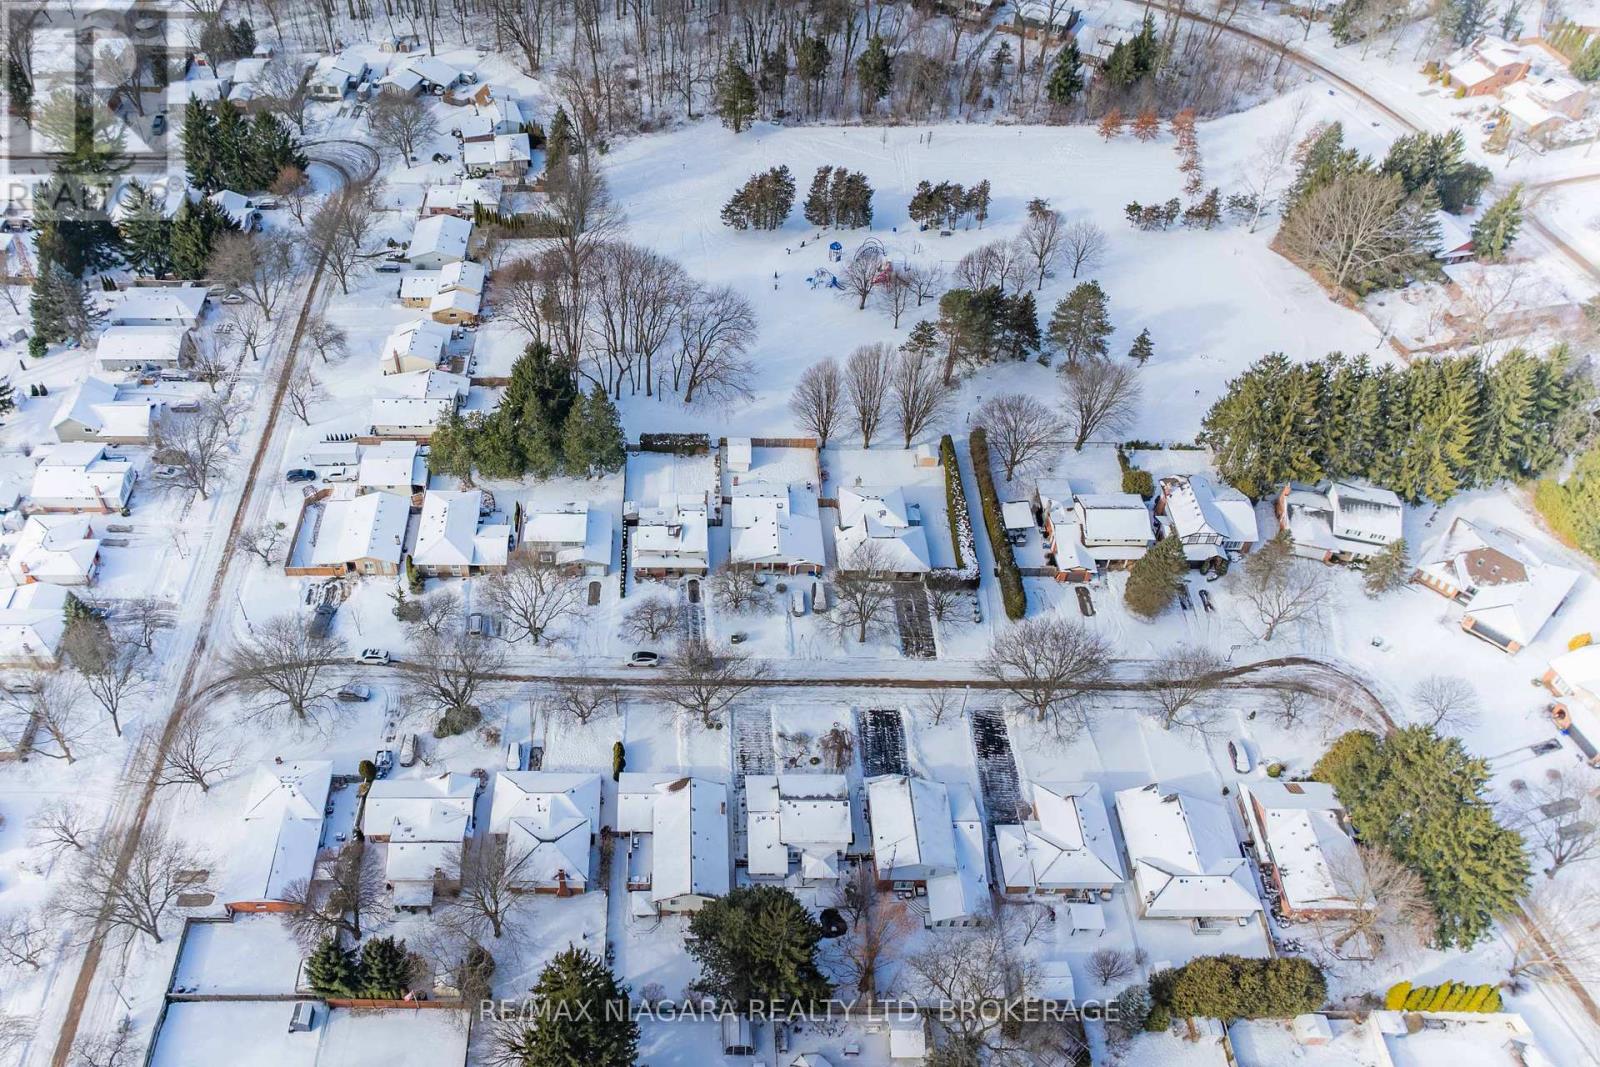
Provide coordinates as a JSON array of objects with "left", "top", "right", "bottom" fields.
[
  {"left": 51, "top": 376, "right": 155, "bottom": 441},
  {"left": 412, "top": 490, "right": 508, "bottom": 569},
  {"left": 1000, "top": 499, "right": 1034, "bottom": 531},
  {"left": 1114, "top": 783, "right": 1260, "bottom": 919},
  {"left": 927, "top": 785, "right": 988, "bottom": 924},
  {"left": 208, "top": 190, "right": 256, "bottom": 229},
  {"left": 371, "top": 370, "right": 469, "bottom": 431},
  {"left": 1449, "top": 58, "right": 1499, "bottom": 86},
  {"left": 429, "top": 288, "right": 482, "bottom": 319},
  {"left": 745, "top": 773, "right": 853, "bottom": 877},
  {"left": 633, "top": 494, "right": 709, "bottom": 567},
  {"left": 491, "top": 772, "right": 601, "bottom": 890},
  {"left": 839, "top": 484, "right": 914, "bottom": 530},
  {"left": 422, "top": 178, "right": 503, "bottom": 214},
  {"left": 836, "top": 484, "right": 930, "bottom": 571},
  {"left": 403, "top": 56, "right": 467, "bottom": 88},
  {"left": 1075, "top": 493, "right": 1154, "bottom": 546},
  {"left": 406, "top": 215, "right": 472, "bottom": 263},
  {"left": 994, "top": 781, "right": 1124, "bottom": 891},
  {"left": 365, "top": 772, "right": 476, "bottom": 839},
  {"left": 0, "top": 583, "right": 69, "bottom": 665},
  {"left": 1160, "top": 474, "right": 1260, "bottom": 559},
  {"left": 439, "top": 259, "right": 486, "bottom": 294},
  {"left": 729, "top": 482, "right": 826, "bottom": 568},
  {"left": 1500, "top": 82, "right": 1568, "bottom": 128},
  {"left": 1550, "top": 645, "right": 1600, "bottom": 707},
  {"left": 381, "top": 318, "right": 451, "bottom": 373},
  {"left": 866, "top": 774, "right": 957, "bottom": 879},
  {"left": 1241, "top": 781, "right": 1363, "bottom": 915},
  {"left": 309, "top": 492, "right": 408, "bottom": 567},
  {"left": 1281, "top": 479, "right": 1404, "bottom": 557},
  {"left": 1416, "top": 517, "right": 1579, "bottom": 648},
  {"left": 110, "top": 286, "right": 207, "bottom": 327},
  {"left": 4, "top": 515, "right": 99, "bottom": 585},
  {"left": 96, "top": 324, "right": 187, "bottom": 368},
  {"left": 28, "top": 445, "right": 135, "bottom": 510},
  {"left": 357, "top": 440, "right": 424, "bottom": 494},
  {"left": 522, "top": 503, "right": 611, "bottom": 568},
  {"left": 228, "top": 760, "right": 332, "bottom": 906},
  {"left": 648, "top": 777, "right": 730, "bottom": 904}
]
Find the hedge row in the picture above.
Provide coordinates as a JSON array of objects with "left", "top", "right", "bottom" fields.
[
  {"left": 1384, "top": 981, "right": 1502, "bottom": 1013},
  {"left": 939, "top": 434, "right": 978, "bottom": 580},
  {"left": 638, "top": 432, "right": 711, "bottom": 455},
  {"left": 1150, "top": 955, "right": 1326, "bottom": 1021},
  {"left": 969, "top": 428, "right": 1026, "bottom": 621}
]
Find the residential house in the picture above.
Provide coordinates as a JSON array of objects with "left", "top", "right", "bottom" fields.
[
  {"left": 1238, "top": 780, "right": 1364, "bottom": 923},
  {"left": 994, "top": 781, "right": 1125, "bottom": 900},
  {"left": 109, "top": 286, "right": 208, "bottom": 328},
  {"left": 27, "top": 444, "right": 136, "bottom": 513},
  {"left": 631, "top": 494, "right": 710, "bottom": 578},
  {"left": 1447, "top": 36, "right": 1531, "bottom": 95},
  {"left": 380, "top": 318, "right": 452, "bottom": 375},
  {"left": 1040, "top": 489, "right": 1153, "bottom": 579},
  {"left": 1435, "top": 210, "right": 1477, "bottom": 265},
  {"left": 399, "top": 55, "right": 472, "bottom": 94},
  {"left": 411, "top": 490, "right": 511, "bottom": 577},
  {"left": 51, "top": 376, "right": 158, "bottom": 444},
  {"left": 463, "top": 133, "right": 532, "bottom": 179},
  {"left": 616, "top": 774, "right": 731, "bottom": 914},
  {"left": 421, "top": 178, "right": 504, "bottom": 219},
  {"left": 729, "top": 482, "right": 826, "bottom": 576},
  {"left": 288, "top": 491, "right": 409, "bottom": 576},
  {"left": 309, "top": 54, "right": 365, "bottom": 100},
  {"left": 745, "top": 774, "right": 854, "bottom": 883},
  {"left": 1155, "top": 474, "right": 1259, "bottom": 563},
  {"left": 1113, "top": 783, "right": 1261, "bottom": 922},
  {"left": 3, "top": 515, "right": 101, "bottom": 586},
  {"left": 370, "top": 369, "right": 469, "bottom": 438},
  {"left": 398, "top": 261, "right": 486, "bottom": 326},
  {"left": 488, "top": 772, "right": 602, "bottom": 894},
  {"left": 522, "top": 503, "right": 612, "bottom": 575},
  {"left": 0, "top": 583, "right": 70, "bottom": 667},
  {"left": 1546, "top": 645, "right": 1600, "bottom": 766},
  {"left": 357, "top": 441, "right": 427, "bottom": 497},
  {"left": 834, "top": 485, "right": 931, "bottom": 577},
  {"left": 96, "top": 324, "right": 193, "bottom": 373},
  {"left": 1275, "top": 480, "right": 1404, "bottom": 563},
  {"left": 224, "top": 760, "right": 333, "bottom": 914},
  {"left": 364, "top": 772, "right": 476, "bottom": 910},
  {"left": 208, "top": 190, "right": 261, "bottom": 231},
  {"left": 1413, "top": 517, "right": 1579, "bottom": 653},
  {"left": 405, "top": 215, "right": 472, "bottom": 269},
  {"left": 930, "top": 785, "right": 991, "bottom": 928}
]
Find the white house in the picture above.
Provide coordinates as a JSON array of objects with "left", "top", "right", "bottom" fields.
[
  {"left": 745, "top": 774, "right": 854, "bottom": 883},
  {"left": 522, "top": 503, "right": 612, "bottom": 575},
  {"left": 0, "top": 583, "right": 70, "bottom": 667},
  {"left": 631, "top": 494, "right": 709, "bottom": 578},
  {"left": 928, "top": 785, "right": 991, "bottom": 928},
  {"left": 3, "top": 515, "right": 101, "bottom": 586},
  {"left": 208, "top": 190, "right": 260, "bottom": 231},
  {"left": 1156, "top": 474, "right": 1259, "bottom": 563},
  {"left": 380, "top": 318, "right": 452, "bottom": 376},
  {"left": 865, "top": 774, "right": 956, "bottom": 888},
  {"left": 1413, "top": 517, "right": 1579, "bottom": 654},
  {"left": 1238, "top": 780, "right": 1364, "bottom": 922},
  {"left": 616, "top": 774, "right": 730, "bottom": 914},
  {"left": 309, "top": 54, "right": 365, "bottom": 100},
  {"left": 1042, "top": 491, "right": 1153, "bottom": 579},
  {"left": 422, "top": 178, "right": 504, "bottom": 218},
  {"left": 357, "top": 441, "right": 427, "bottom": 497},
  {"left": 411, "top": 490, "right": 511, "bottom": 577},
  {"left": 488, "top": 772, "right": 602, "bottom": 894},
  {"left": 370, "top": 369, "right": 469, "bottom": 438},
  {"left": 729, "top": 482, "right": 826, "bottom": 576},
  {"left": 835, "top": 485, "right": 931, "bottom": 577},
  {"left": 364, "top": 772, "right": 476, "bottom": 910},
  {"left": 1276, "top": 480, "right": 1404, "bottom": 563},
  {"left": 27, "top": 444, "right": 136, "bottom": 513},
  {"left": 994, "top": 781, "right": 1125, "bottom": 899},
  {"left": 224, "top": 760, "right": 333, "bottom": 914},
  {"left": 51, "top": 376, "right": 158, "bottom": 444},
  {"left": 109, "top": 286, "right": 208, "bottom": 328},
  {"left": 303, "top": 492, "right": 409, "bottom": 576},
  {"left": 1113, "top": 783, "right": 1261, "bottom": 921},
  {"left": 463, "top": 132, "right": 532, "bottom": 179},
  {"left": 96, "top": 324, "right": 192, "bottom": 373},
  {"left": 1546, "top": 646, "right": 1600, "bottom": 766},
  {"left": 406, "top": 215, "right": 472, "bottom": 269}
]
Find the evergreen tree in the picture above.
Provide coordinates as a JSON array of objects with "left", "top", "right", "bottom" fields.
[
  {"left": 1045, "top": 40, "right": 1084, "bottom": 107},
  {"left": 503, "top": 949, "right": 639, "bottom": 1067},
  {"left": 170, "top": 197, "right": 237, "bottom": 279},
  {"left": 832, "top": 169, "right": 873, "bottom": 228},
  {"left": 1362, "top": 538, "right": 1410, "bottom": 597},
  {"left": 686, "top": 885, "right": 831, "bottom": 1010},
  {"left": 1184, "top": 187, "right": 1222, "bottom": 229},
  {"left": 1287, "top": 123, "right": 1367, "bottom": 209},
  {"left": 212, "top": 100, "right": 251, "bottom": 191},
  {"left": 29, "top": 263, "right": 98, "bottom": 345},
  {"left": 795, "top": 36, "right": 831, "bottom": 116},
  {"left": 967, "top": 179, "right": 991, "bottom": 229},
  {"left": 1471, "top": 184, "right": 1523, "bottom": 262},
  {"left": 563, "top": 387, "right": 626, "bottom": 477},
  {"left": 246, "top": 111, "right": 308, "bottom": 189},
  {"left": 1047, "top": 281, "right": 1113, "bottom": 365},
  {"left": 937, "top": 286, "right": 1007, "bottom": 375},
  {"left": 856, "top": 36, "right": 893, "bottom": 107},
  {"left": 714, "top": 49, "right": 759, "bottom": 133},
  {"left": 1124, "top": 534, "right": 1186, "bottom": 618},
  {"left": 803, "top": 165, "right": 836, "bottom": 227},
  {"left": 999, "top": 291, "right": 1040, "bottom": 362},
  {"left": 118, "top": 180, "right": 173, "bottom": 278},
  {"left": 1438, "top": 0, "right": 1493, "bottom": 45},
  {"left": 427, "top": 410, "right": 481, "bottom": 484},
  {"left": 1128, "top": 327, "right": 1154, "bottom": 365},
  {"left": 181, "top": 100, "right": 220, "bottom": 192},
  {"left": 721, "top": 166, "right": 795, "bottom": 230},
  {"left": 1535, "top": 440, "right": 1600, "bottom": 561},
  {"left": 0, "top": 378, "right": 13, "bottom": 416},
  {"left": 496, "top": 342, "right": 579, "bottom": 479},
  {"left": 360, "top": 936, "right": 413, "bottom": 999},
  {"left": 305, "top": 937, "right": 361, "bottom": 997},
  {"left": 546, "top": 107, "right": 576, "bottom": 171},
  {"left": 1379, "top": 129, "right": 1491, "bottom": 214}
]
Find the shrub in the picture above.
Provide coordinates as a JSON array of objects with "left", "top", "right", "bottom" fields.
[
  {"left": 638, "top": 432, "right": 710, "bottom": 455},
  {"left": 1144, "top": 1004, "right": 1171, "bottom": 1032},
  {"left": 405, "top": 555, "right": 423, "bottom": 595},
  {"left": 1151, "top": 955, "right": 1326, "bottom": 1021},
  {"left": 940, "top": 434, "right": 978, "bottom": 578},
  {"left": 27, "top": 336, "right": 46, "bottom": 359},
  {"left": 1121, "top": 466, "right": 1154, "bottom": 498},
  {"left": 969, "top": 428, "right": 1026, "bottom": 620},
  {"left": 1403, "top": 986, "right": 1428, "bottom": 1010},
  {"left": 1266, "top": 762, "right": 1284, "bottom": 777},
  {"left": 1385, "top": 982, "right": 1411, "bottom": 1010},
  {"left": 612, "top": 740, "right": 626, "bottom": 781},
  {"left": 434, "top": 704, "right": 482, "bottom": 738}
]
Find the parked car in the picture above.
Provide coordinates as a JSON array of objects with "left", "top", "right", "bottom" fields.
[
  {"left": 626, "top": 650, "right": 659, "bottom": 668},
  {"left": 321, "top": 467, "right": 356, "bottom": 483},
  {"left": 309, "top": 603, "right": 336, "bottom": 639},
  {"left": 286, "top": 468, "right": 316, "bottom": 483},
  {"left": 337, "top": 683, "right": 371, "bottom": 702},
  {"left": 466, "top": 612, "right": 491, "bottom": 637},
  {"left": 358, "top": 648, "right": 391, "bottom": 666},
  {"left": 1075, "top": 586, "right": 1095, "bottom": 617},
  {"left": 373, "top": 749, "right": 395, "bottom": 777},
  {"left": 150, "top": 112, "right": 167, "bottom": 136},
  {"left": 374, "top": 262, "right": 403, "bottom": 274},
  {"left": 1228, "top": 739, "right": 1253, "bottom": 776},
  {"left": 1198, "top": 589, "right": 1216, "bottom": 613},
  {"left": 399, "top": 732, "right": 418, "bottom": 767},
  {"left": 504, "top": 739, "right": 526, "bottom": 771}
]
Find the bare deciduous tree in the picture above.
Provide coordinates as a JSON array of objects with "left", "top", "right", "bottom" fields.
[
  {"left": 285, "top": 366, "right": 327, "bottom": 425},
  {"left": 56, "top": 823, "right": 210, "bottom": 944},
  {"left": 621, "top": 596, "right": 681, "bottom": 642},
  {"left": 1062, "top": 359, "right": 1140, "bottom": 452},
  {"left": 32, "top": 800, "right": 93, "bottom": 857},
  {"left": 899, "top": 908, "right": 1046, "bottom": 1058},
  {"left": 1509, "top": 883, "right": 1600, "bottom": 985},
  {"left": 1088, "top": 947, "right": 1133, "bottom": 986},
  {"left": 1020, "top": 199, "right": 1065, "bottom": 289},
  {"left": 1322, "top": 844, "right": 1435, "bottom": 959},
  {"left": 710, "top": 563, "right": 765, "bottom": 614},
  {"left": 482, "top": 556, "right": 586, "bottom": 645},
  {"left": 307, "top": 179, "right": 383, "bottom": 296},
  {"left": 827, "top": 863, "right": 913, "bottom": 998},
  {"left": 154, "top": 711, "right": 238, "bottom": 793},
  {"left": 890, "top": 342, "right": 950, "bottom": 449},
  {"left": 63, "top": 618, "right": 146, "bottom": 736},
  {"left": 69, "top": 1019, "right": 135, "bottom": 1067},
  {"left": 367, "top": 92, "right": 440, "bottom": 162},
  {"left": 979, "top": 393, "right": 1063, "bottom": 480},
  {"left": 239, "top": 520, "right": 289, "bottom": 566},
  {"left": 906, "top": 262, "right": 945, "bottom": 307},
  {"left": 674, "top": 284, "right": 756, "bottom": 405},
  {"left": 1144, "top": 644, "right": 1227, "bottom": 733},
  {"left": 925, "top": 573, "right": 970, "bottom": 628},
  {"left": 283, "top": 840, "right": 384, "bottom": 948},
  {"left": 916, "top": 688, "right": 962, "bottom": 727},
  {"left": 1233, "top": 534, "right": 1331, "bottom": 642},
  {"left": 152, "top": 406, "right": 232, "bottom": 500},
  {"left": 979, "top": 617, "right": 1112, "bottom": 739},
  {"left": 1510, "top": 769, "right": 1600, "bottom": 878},
  {"left": 1277, "top": 170, "right": 1435, "bottom": 295},
  {"left": 791, "top": 359, "right": 845, "bottom": 447},
  {"left": 2, "top": 672, "right": 89, "bottom": 762},
  {"left": 661, "top": 639, "right": 770, "bottom": 729},
  {"left": 845, "top": 342, "right": 895, "bottom": 448},
  {"left": 842, "top": 247, "right": 883, "bottom": 310},
  {"left": 118, "top": 596, "right": 174, "bottom": 654},
  {"left": 874, "top": 267, "right": 915, "bottom": 327},
  {"left": 223, "top": 614, "right": 348, "bottom": 726},
  {"left": 1409, "top": 674, "right": 1481, "bottom": 733},
  {"left": 304, "top": 314, "right": 349, "bottom": 363},
  {"left": 831, "top": 540, "right": 900, "bottom": 644},
  {"left": 546, "top": 679, "right": 620, "bottom": 725},
  {"left": 405, "top": 589, "right": 463, "bottom": 639},
  {"left": 208, "top": 230, "right": 298, "bottom": 320},
  {"left": 402, "top": 632, "right": 507, "bottom": 718},
  {"left": 0, "top": 910, "right": 48, "bottom": 971},
  {"left": 1061, "top": 220, "right": 1108, "bottom": 279},
  {"left": 444, "top": 837, "right": 529, "bottom": 940}
]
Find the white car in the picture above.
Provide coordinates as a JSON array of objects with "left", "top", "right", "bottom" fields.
[
  {"left": 358, "top": 648, "right": 391, "bottom": 666},
  {"left": 1228, "top": 739, "right": 1253, "bottom": 776},
  {"left": 626, "top": 650, "right": 660, "bottom": 668}
]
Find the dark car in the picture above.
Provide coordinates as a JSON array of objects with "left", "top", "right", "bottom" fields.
[
  {"left": 286, "top": 468, "right": 317, "bottom": 483},
  {"left": 1198, "top": 589, "right": 1216, "bottom": 613},
  {"left": 1075, "top": 586, "right": 1095, "bottom": 617}
]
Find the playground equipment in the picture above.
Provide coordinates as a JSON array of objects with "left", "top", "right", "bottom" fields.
[{"left": 807, "top": 268, "right": 841, "bottom": 290}]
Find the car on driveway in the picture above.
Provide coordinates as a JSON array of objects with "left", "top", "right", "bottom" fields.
[
  {"left": 1198, "top": 589, "right": 1216, "bottom": 613},
  {"left": 286, "top": 468, "right": 316, "bottom": 483},
  {"left": 337, "top": 683, "right": 371, "bottom": 702},
  {"left": 373, "top": 749, "right": 395, "bottom": 777},
  {"left": 358, "top": 648, "right": 391, "bottom": 666},
  {"left": 1075, "top": 586, "right": 1095, "bottom": 617},
  {"left": 1177, "top": 589, "right": 1193, "bottom": 611},
  {"left": 626, "top": 650, "right": 659, "bottom": 668}
]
